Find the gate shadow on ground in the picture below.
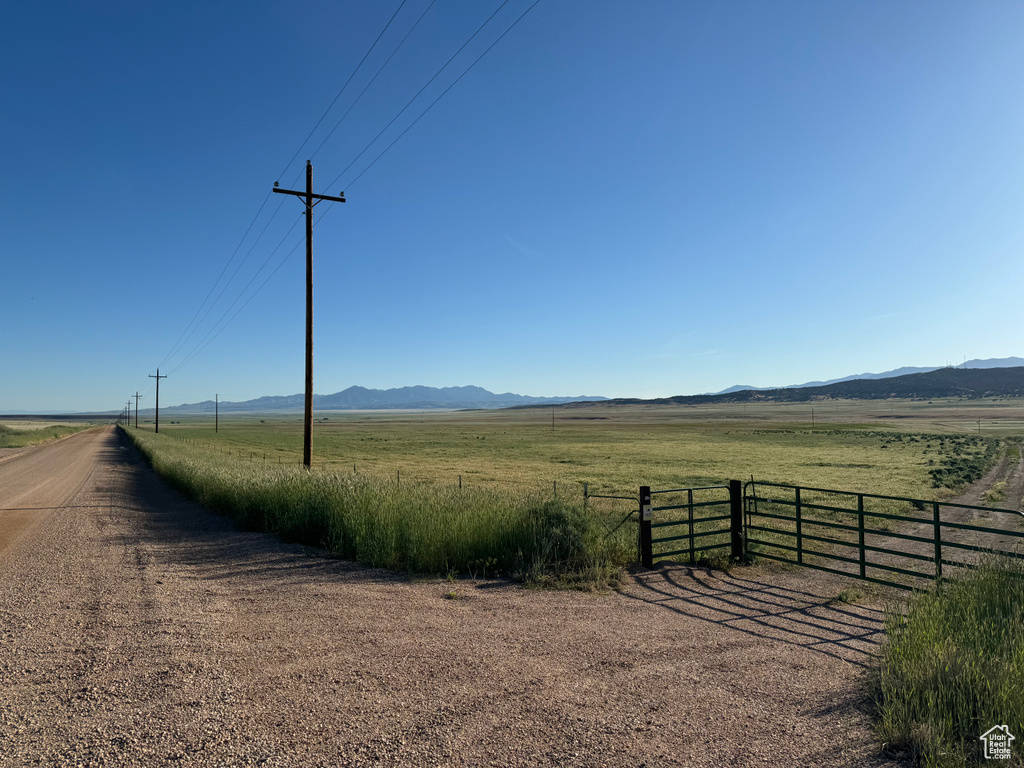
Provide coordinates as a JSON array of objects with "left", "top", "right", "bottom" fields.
[{"left": 622, "top": 563, "right": 886, "bottom": 669}]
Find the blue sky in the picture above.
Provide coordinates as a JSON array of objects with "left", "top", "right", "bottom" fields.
[{"left": 2, "top": 1, "right": 1023, "bottom": 412}]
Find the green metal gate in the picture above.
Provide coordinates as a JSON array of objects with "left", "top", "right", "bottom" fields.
[
  {"left": 743, "top": 481, "right": 1024, "bottom": 590},
  {"left": 638, "top": 481, "right": 744, "bottom": 568},
  {"left": 633, "top": 478, "right": 1024, "bottom": 590}
]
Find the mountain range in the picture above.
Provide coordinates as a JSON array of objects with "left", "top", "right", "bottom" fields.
[
  {"left": 711, "top": 357, "right": 1024, "bottom": 394},
  {"left": 588, "top": 365, "right": 1024, "bottom": 407},
  {"left": 161, "top": 385, "right": 607, "bottom": 413}
]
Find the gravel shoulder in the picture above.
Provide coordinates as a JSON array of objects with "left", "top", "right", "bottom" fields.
[{"left": 0, "top": 427, "right": 902, "bottom": 767}]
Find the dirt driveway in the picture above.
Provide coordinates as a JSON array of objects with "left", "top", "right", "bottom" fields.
[{"left": 0, "top": 427, "right": 902, "bottom": 767}]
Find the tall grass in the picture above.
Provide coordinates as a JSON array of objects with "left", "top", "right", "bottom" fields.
[
  {"left": 0, "top": 423, "right": 91, "bottom": 448},
  {"left": 874, "top": 555, "right": 1024, "bottom": 766},
  {"left": 123, "top": 428, "right": 633, "bottom": 586}
]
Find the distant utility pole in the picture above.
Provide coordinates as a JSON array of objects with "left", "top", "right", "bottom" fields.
[
  {"left": 215, "top": 394, "right": 219, "bottom": 433},
  {"left": 149, "top": 368, "right": 167, "bottom": 433},
  {"left": 272, "top": 161, "right": 346, "bottom": 468},
  {"left": 133, "top": 392, "right": 142, "bottom": 428}
]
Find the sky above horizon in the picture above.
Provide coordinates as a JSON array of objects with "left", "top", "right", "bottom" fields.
[{"left": 3, "top": 1, "right": 1024, "bottom": 412}]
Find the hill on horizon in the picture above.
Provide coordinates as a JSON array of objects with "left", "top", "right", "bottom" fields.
[
  {"left": 565, "top": 366, "right": 1024, "bottom": 408},
  {"left": 710, "top": 356, "right": 1024, "bottom": 394}
]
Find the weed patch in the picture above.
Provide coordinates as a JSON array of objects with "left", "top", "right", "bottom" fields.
[
  {"left": 123, "top": 427, "right": 632, "bottom": 587},
  {"left": 873, "top": 556, "right": 1024, "bottom": 766}
]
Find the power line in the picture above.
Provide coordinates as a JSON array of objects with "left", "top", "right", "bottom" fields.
[
  {"left": 159, "top": 191, "right": 275, "bottom": 369},
  {"left": 148, "top": 369, "right": 168, "bottom": 433},
  {"left": 160, "top": 194, "right": 292, "bottom": 371},
  {"left": 152, "top": 1, "right": 541, "bottom": 380},
  {"left": 280, "top": 0, "right": 411, "bottom": 182},
  {"left": 307, "top": 0, "right": 439, "bottom": 164},
  {"left": 166, "top": 234, "right": 306, "bottom": 376},
  {"left": 155, "top": 3, "right": 411, "bottom": 375},
  {"left": 325, "top": 0, "right": 515, "bottom": 191},
  {"left": 341, "top": 0, "right": 542, "bottom": 191},
  {"left": 166, "top": 215, "right": 306, "bottom": 375}
]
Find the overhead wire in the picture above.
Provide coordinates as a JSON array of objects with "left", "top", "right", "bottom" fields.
[
  {"left": 166, "top": 213, "right": 306, "bottom": 376},
  {"left": 158, "top": 191, "right": 274, "bottom": 370},
  {"left": 152, "top": 1, "right": 413, "bottom": 378},
  {"left": 324, "top": 0, "right": 514, "bottom": 192},
  {"left": 149, "top": 0, "right": 541, "bottom": 388},
  {"left": 307, "top": 0, "right": 439, "bottom": 165},
  {"left": 339, "top": 0, "right": 542, "bottom": 191},
  {"left": 275, "top": 0, "right": 410, "bottom": 182}
]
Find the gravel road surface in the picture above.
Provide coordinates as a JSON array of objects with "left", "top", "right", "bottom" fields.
[{"left": 0, "top": 427, "right": 901, "bottom": 767}]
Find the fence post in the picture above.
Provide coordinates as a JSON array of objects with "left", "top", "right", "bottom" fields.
[
  {"left": 795, "top": 487, "right": 803, "bottom": 565},
  {"left": 729, "top": 480, "right": 744, "bottom": 562},
  {"left": 687, "top": 488, "right": 695, "bottom": 564},
  {"left": 639, "top": 485, "right": 653, "bottom": 568},
  {"left": 583, "top": 482, "right": 588, "bottom": 510},
  {"left": 858, "top": 494, "right": 866, "bottom": 579},
  {"left": 933, "top": 502, "right": 943, "bottom": 581}
]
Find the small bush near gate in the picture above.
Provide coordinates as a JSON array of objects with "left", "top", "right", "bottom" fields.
[
  {"left": 873, "top": 555, "right": 1024, "bottom": 767},
  {"left": 123, "top": 427, "right": 633, "bottom": 588}
]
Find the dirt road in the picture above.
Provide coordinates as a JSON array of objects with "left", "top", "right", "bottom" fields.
[{"left": 0, "top": 427, "right": 899, "bottom": 767}]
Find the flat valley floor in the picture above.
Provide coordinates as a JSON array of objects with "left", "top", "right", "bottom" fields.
[{"left": 0, "top": 427, "right": 904, "bottom": 767}]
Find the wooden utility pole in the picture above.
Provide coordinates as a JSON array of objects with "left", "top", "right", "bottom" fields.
[
  {"left": 149, "top": 369, "right": 167, "bottom": 433},
  {"left": 215, "top": 394, "right": 219, "bottom": 433},
  {"left": 272, "top": 161, "right": 346, "bottom": 468},
  {"left": 133, "top": 392, "right": 142, "bottom": 428}
]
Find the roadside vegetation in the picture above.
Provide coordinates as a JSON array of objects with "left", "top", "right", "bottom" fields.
[
  {"left": 874, "top": 555, "right": 1024, "bottom": 766},
  {"left": 0, "top": 422, "right": 93, "bottom": 448},
  {"left": 123, "top": 427, "right": 634, "bottom": 587}
]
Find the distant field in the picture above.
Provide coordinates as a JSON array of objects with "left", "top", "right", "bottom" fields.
[
  {"left": 0, "top": 421, "right": 96, "bottom": 448},
  {"left": 144, "top": 397, "right": 1024, "bottom": 501}
]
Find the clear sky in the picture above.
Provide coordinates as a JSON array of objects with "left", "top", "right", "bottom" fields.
[{"left": 2, "top": 1, "right": 1023, "bottom": 413}]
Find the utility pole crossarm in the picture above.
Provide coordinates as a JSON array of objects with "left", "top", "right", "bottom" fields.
[{"left": 272, "top": 187, "right": 346, "bottom": 204}]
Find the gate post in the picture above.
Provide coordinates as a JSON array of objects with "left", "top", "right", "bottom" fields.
[
  {"left": 639, "top": 486, "right": 653, "bottom": 568},
  {"left": 729, "top": 479, "right": 744, "bottom": 562}
]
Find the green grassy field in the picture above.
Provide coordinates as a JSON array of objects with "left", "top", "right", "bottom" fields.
[{"left": 145, "top": 397, "right": 1019, "bottom": 502}]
